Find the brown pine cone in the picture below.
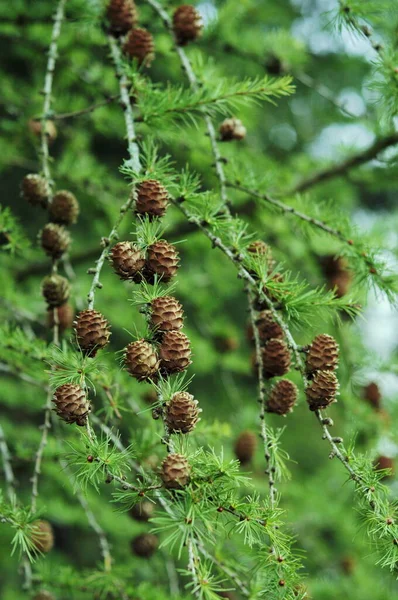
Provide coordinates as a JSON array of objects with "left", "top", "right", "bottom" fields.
[
  {"left": 374, "top": 455, "right": 394, "bottom": 478},
  {"left": 110, "top": 241, "right": 145, "bottom": 281},
  {"left": 234, "top": 431, "right": 257, "bottom": 464},
  {"left": 214, "top": 335, "right": 239, "bottom": 353},
  {"left": 49, "top": 190, "right": 79, "bottom": 225},
  {"left": 131, "top": 533, "right": 158, "bottom": 557},
  {"left": 33, "top": 591, "right": 55, "bottom": 600},
  {"left": 219, "top": 117, "right": 247, "bottom": 141},
  {"left": 172, "top": 5, "right": 203, "bottom": 46},
  {"left": 165, "top": 391, "right": 200, "bottom": 433},
  {"left": 160, "top": 453, "right": 190, "bottom": 489},
  {"left": 261, "top": 339, "right": 291, "bottom": 378},
  {"left": 247, "top": 240, "right": 275, "bottom": 276},
  {"left": 305, "top": 370, "right": 339, "bottom": 411},
  {"left": 306, "top": 334, "right": 339, "bottom": 374},
  {"left": 145, "top": 240, "right": 179, "bottom": 283},
  {"left": 130, "top": 500, "right": 155, "bottom": 522},
  {"left": 40, "top": 224, "right": 71, "bottom": 259},
  {"left": 74, "top": 309, "right": 111, "bottom": 357},
  {"left": 136, "top": 179, "right": 168, "bottom": 219},
  {"left": 41, "top": 274, "right": 70, "bottom": 308},
  {"left": 106, "top": 0, "right": 137, "bottom": 36},
  {"left": 321, "top": 255, "right": 352, "bottom": 298},
  {"left": 47, "top": 303, "right": 74, "bottom": 333},
  {"left": 256, "top": 310, "right": 283, "bottom": 343},
  {"left": 267, "top": 379, "right": 298, "bottom": 415},
  {"left": 21, "top": 174, "right": 49, "bottom": 208},
  {"left": 159, "top": 330, "right": 192, "bottom": 374},
  {"left": 150, "top": 296, "right": 184, "bottom": 333},
  {"left": 28, "top": 119, "right": 57, "bottom": 144},
  {"left": 124, "top": 339, "right": 159, "bottom": 381},
  {"left": 123, "top": 28, "right": 155, "bottom": 67},
  {"left": 53, "top": 384, "right": 90, "bottom": 426},
  {"left": 363, "top": 382, "right": 382, "bottom": 410},
  {"left": 31, "top": 520, "right": 54, "bottom": 553}
]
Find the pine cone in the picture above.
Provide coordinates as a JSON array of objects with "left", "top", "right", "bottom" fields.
[
  {"left": 267, "top": 379, "right": 298, "bottom": 415},
  {"left": 219, "top": 117, "right": 247, "bottom": 141},
  {"left": 265, "top": 53, "right": 285, "bottom": 76},
  {"left": 136, "top": 179, "right": 168, "bottom": 219},
  {"left": 53, "top": 384, "right": 90, "bottom": 426},
  {"left": 214, "top": 335, "right": 239, "bottom": 353},
  {"left": 41, "top": 274, "right": 70, "bottom": 308},
  {"left": 28, "top": 119, "right": 57, "bottom": 144},
  {"left": 47, "top": 303, "right": 74, "bottom": 333},
  {"left": 172, "top": 5, "right": 203, "bottom": 46},
  {"left": 106, "top": 0, "right": 137, "bottom": 36},
  {"left": 234, "top": 431, "right": 257, "bottom": 464},
  {"left": 124, "top": 339, "right": 159, "bottom": 381},
  {"left": 145, "top": 240, "right": 179, "bottom": 283},
  {"left": 256, "top": 310, "right": 283, "bottom": 343},
  {"left": 165, "top": 391, "right": 200, "bottom": 433},
  {"left": 33, "top": 591, "right": 55, "bottom": 600},
  {"left": 160, "top": 453, "right": 190, "bottom": 489},
  {"left": 261, "top": 339, "right": 291, "bottom": 378},
  {"left": 110, "top": 241, "right": 145, "bottom": 281},
  {"left": 123, "top": 28, "right": 155, "bottom": 67},
  {"left": 31, "top": 520, "right": 54, "bottom": 553},
  {"left": 247, "top": 240, "right": 275, "bottom": 275},
  {"left": 363, "top": 382, "right": 381, "bottom": 410},
  {"left": 74, "top": 309, "right": 111, "bottom": 356},
  {"left": 130, "top": 500, "right": 155, "bottom": 522},
  {"left": 131, "top": 533, "right": 158, "bottom": 558},
  {"left": 305, "top": 370, "right": 339, "bottom": 411},
  {"left": 150, "top": 296, "right": 184, "bottom": 333},
  {"left": 49, "top": 190, "right": 79, "bottom": 225},
  {"left": 159, "top": 330, "right": 192, "bottom": 374},
  {"left": 306, "top": 334, "right": 339, "bottom": 374},
  {"left": 374, "top": 455, "right": 394, "bottom": 478},
  {"left": 40, "top": 224, "right": 71, "bottom": 259},
  {"left": 321, "top": 255, "right": 351, "bottom": 298},
  {"left": 21, "top": 174, "right": 49, "bottom": 208}
]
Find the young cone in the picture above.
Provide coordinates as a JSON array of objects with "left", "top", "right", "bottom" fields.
[
  {"left": 363, "top": 381, "right": 382, "bottom": 410},
  {"left": 106, "top": 0, "right": 138, "bottom": 36},
  {"left": 172, "top": 5, "right": 203, "bottom": 46},
  {"left": 234, "top": 431, "right": 257, "bottom": 464},
  {"left": 306, "top": 370, "right": 339, "bottom": 411},
  {"left": 267, "top": 379, "right": 298, "bottom": 415},
  {"left": 159, "top": 330, "right": 192, "bottom": 374},
  {"left": 124, "top": 339, "right": 159, "bottom": 381},
  {"left": 110, "top": 241, "right": 145, "bottom": 281},
  {"left": 160, "top": 453, "right": 190, "bottom": 489},
  {"left": 21, "top": 174, "right": 49, "bottom": 208},
  {"left": 145, "top": 240, "right": 179, "bottom": 283},
  {"left": 53, "top": 384, "right": 90, "bottom": 426},
  {"left": 41, "top": 274, "right": 70, "bottom": 307},
  {"left": 130, "top": 500, "right": 155, "bottom": 522},
  {"left": 256, "top": 310, "right": 284, "bottom": 343},
  {"left": 131, "top": 533, "right": 158, "bottom": 558},
  {"left": 74, "top": 309, "right": 111, "bottom": 356},
  {"left": 261, "top": 338, "right": 291, "bottom": 378},
  {"left": 165, "top": 391, "right": 200, "bottom": 433},
  {"left": 219, "top": 117, "right": 247, "bottom": 141},
  {"left": 47, "top": 303, "right": 74, "bottom": 333},
  {"left": 31, "top": 520, "right": 54, "bottom": 553},
  {"left": 40, "top": 224, "right": 70, "bottom": 258},
  {"left": 49, "top": 190, "right": 79, "bottom": 225},
  {"left": 136, "top": 179, "right": 168, "bottom": 219},
  {"left": 306, "top": 334, "right": 339, "bottom": 374},
  {"left": 123, "top": 28, "right": 155, "bottom": 67},
  {"left": 150, "top": 295, "right": 184, "bottom": 333},
  {"left": 28, "top": 119, "right": 57, "bottom": 143}
]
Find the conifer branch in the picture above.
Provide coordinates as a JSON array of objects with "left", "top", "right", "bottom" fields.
[
  {"left": 187, "top": 539, "right": 202, "bottom": 599},
  {"left": 49, "top": 94, "right": 120, "bottom": 121},
  {"left": 286, "top": 132, "right": 398, "bottom": 195},
  {"left": 0, "top": 424, "right": 16, "bottom": 502},
  {"left": 197, "top": 541, "right": 250, "bottom": 598}
]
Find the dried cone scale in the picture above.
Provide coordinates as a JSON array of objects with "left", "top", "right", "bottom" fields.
[
  {"left": 41, "top": 274, "right": 70, "bottom": 307},
  {"left": 219, "top": 117, "right": 247, "bottom": 141},
  {"left": 40, "top": 223, "right": 70, "bottom": 258},
  {"left": 110, "top": 241, "right": 145, "bottom": 281},
  {"left": 150, "top": 296, "right": 184, "bottom": 333},
  {"left": 165, "top": 391, "right": 200, "bottom": 433},
  {"left": 106, "top": 0, "right": 138, "bottom": 36},
  {"left": 306, "top": 370, "right": 339, "bottom": 411},
  {"left": 234, "top": 431, "right": 257, "bottom": 464},
  {"left": 53, "top": 383, "right": 91, "bottom": 426},
  {"left": 306, "top": 334, "right": 339, "bottom": 374},
  {"left": 159, "top": 330, "right": 191, "bottom": 374},
  {"left": 21, "top": 174, "right": 49, "bottom": 208},
  {"left": 267, "top": 379, "right": 298, "bottom": 415},
  {"left": 136, "top": 179, "right": 168, "bottom": 219},
  {"left": 74, "top": 309, "right": 111, "bottom": 356},
  {"left": 124, "top": 339, "right": 159, "bottom": 381},
  {"left": 131, "top": 533, "right": 158, "bottom": 557},
  {"left": 160, "top": 453, "right": 190, "bottom": 489},
  {"left": 31, "top": 520, "right": 54, "bottom": 553},
  {"left": 256, "top": 310, "right": 283, "bottom": 344},
  {"left": 262, "top": 339, "right": 291, "bottom": 378},
  {"left": 145, "top": 240, "right": 179, "bottom": 283},
  {"left": 49, "top": 190, "right": 79, "bottom": 225},
  {"left": 123, "top": 28, "right": 155, "bottom": 67},
  {"left": 173, "top": 4, "right": 203, "bottom": 45}
]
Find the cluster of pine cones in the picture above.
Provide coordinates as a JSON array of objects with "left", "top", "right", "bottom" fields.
[
  {"left": 304, "top": 334, "right": 339, "bottom": 411},
  {"left": 106, "top": 0, "right": 203, "bottom": 67}
]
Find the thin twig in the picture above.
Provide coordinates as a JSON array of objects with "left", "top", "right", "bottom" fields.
[
  {"left": 50, "top": 94, "right": 120, "bottom": 121},
  {"left": 187, "top": 539, "right": 201, "bottom": 599},
  {"left": 0, "top": 424, "right": 16, "bottom": 502},
  {"left": 197, "top": 541, "right": 250, "bottom": 598}
]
